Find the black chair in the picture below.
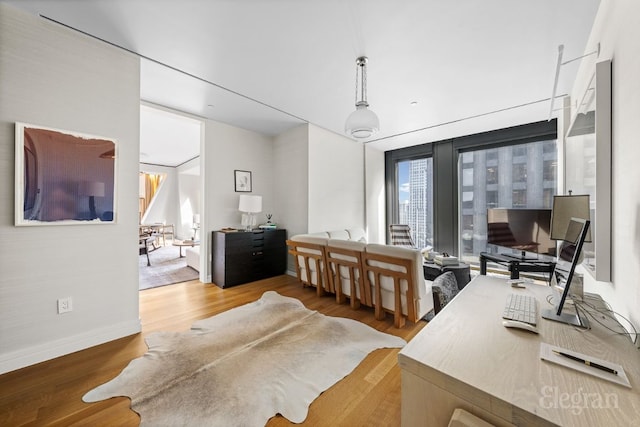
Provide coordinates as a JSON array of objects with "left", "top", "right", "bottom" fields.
[
  {"left": 389, "top": 224, "right": 416, "bottom": 248},
  {"left": 431, "top": 271, "right": 460, "bottom": 315}
]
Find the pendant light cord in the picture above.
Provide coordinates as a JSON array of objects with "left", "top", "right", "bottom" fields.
[{"left": 354, "top": 58, "right": 368, "bottom": 105}]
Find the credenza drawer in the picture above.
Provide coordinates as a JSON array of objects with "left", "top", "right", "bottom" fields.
[{"left": 212, "top": 229, "right": 287, "bottom": 288}]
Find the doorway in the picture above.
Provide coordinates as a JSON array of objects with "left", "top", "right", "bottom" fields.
[{"left": 138, "top": 104, "right": 203, "bottom": 289}]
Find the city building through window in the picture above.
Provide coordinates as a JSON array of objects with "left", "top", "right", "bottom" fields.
[
  {"left": 396, "top": 157, "right": 433, "bottom": 248},
  {"left": 459, "top": 140, "right": 557, "bottom": 260},
  {"left": 386, "top": 120, "right": 558, "bottom": 263}
]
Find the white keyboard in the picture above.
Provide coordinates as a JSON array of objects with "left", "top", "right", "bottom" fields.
[{"left": 502, "top": 293, "right": 538, "bottom": 326}]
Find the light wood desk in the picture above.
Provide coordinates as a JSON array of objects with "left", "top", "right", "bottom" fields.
[{"left": 398, "top": 275, "right": 640, "bottom": 426}]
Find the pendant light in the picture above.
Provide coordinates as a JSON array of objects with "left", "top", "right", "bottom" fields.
[{"left": 345, "top": 56, "right": 379, "bottom": 138}]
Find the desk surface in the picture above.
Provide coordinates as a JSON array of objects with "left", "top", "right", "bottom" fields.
[{"left": 398, "top": 275, "right": 640, "bottom": 426}]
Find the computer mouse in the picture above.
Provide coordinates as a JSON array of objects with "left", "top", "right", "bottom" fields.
[{"left": 502, "top": 319, "right": 539, "bottom": 334}]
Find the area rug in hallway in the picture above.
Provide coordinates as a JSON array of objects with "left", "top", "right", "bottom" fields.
[
  {"left": 139, "top": 245, "right": 198, "bottom": 290},
  {"left": 83, "top": 291, "right": 406, "bottom": 426}
]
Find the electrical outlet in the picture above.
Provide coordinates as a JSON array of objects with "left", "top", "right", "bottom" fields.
[{"left": 57, "top": 297, "right": 73, "bottom": 314}]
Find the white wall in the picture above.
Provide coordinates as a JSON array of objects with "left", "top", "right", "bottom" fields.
[
  {"left": 273, "top": 124, "right": 309, "bottom": 238},
  {"left": 189, "top": 117, "right": 375, "bottom": 282},
  {"left": 177, "top": 174, "right": 201, "bottom": 240},
  {"left": 574, "top": 0, "right": 640, "bottom": 337},
  {"left": 177, "top": 156, "right": 201, "bottom": 240},
  {"left": 365, "top": 146, "right": 386, "bottom": 244},
  {"left": 308, "top": 125, "right": 365, "bottom": 232},
  {"left": 202, "top": 120, "right": 276, "bottom": 281},
  {"left": 0, "top": 4, "right": 141, "bottom": 373},
  {"left": 273, "top": 124, "right": 310, "bottom": 272}
]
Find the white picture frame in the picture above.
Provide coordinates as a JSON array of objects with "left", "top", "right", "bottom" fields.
[{"left": 15, "top": 122, "right": 117, "bottom": 226}]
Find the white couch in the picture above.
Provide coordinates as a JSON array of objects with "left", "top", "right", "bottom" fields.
[
  {"left": 363, "top": 243, "right": 433, "bottom": 328},
  {"left": 287, "top": 228, "right": 433, "bottom": 328},
  {"left": 287, "top": 228, "right": 366, "bottom": 295},
  {"left": 185, "top": 246, "right": 200, "bottom": 272},
  {"left": 325, "top": 239, "right": 368, "bottom": 308}
]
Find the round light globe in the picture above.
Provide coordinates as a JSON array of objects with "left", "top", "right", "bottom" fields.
[{"left": 345, "top": 103, "right": 380, "bottom": 138}]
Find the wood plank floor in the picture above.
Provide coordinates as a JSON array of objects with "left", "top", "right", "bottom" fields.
[{"left": 0, "top": 275, "right": 426, "bottom": 426}]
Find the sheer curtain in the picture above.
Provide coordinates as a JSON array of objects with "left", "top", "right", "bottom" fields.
[{"left": 139, "top": 172, "right": 164, "bottom": 222}]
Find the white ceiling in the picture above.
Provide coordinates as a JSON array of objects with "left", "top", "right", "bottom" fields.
[
  {"left": 5, "top": 0, "right": 601, "bottom": 166},
  {"left": 139, "top": 104, "right": 202, "bottom": 167}
]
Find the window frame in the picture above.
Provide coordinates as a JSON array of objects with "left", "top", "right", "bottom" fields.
[
  {"left": 385, "top": 120, "right": 557, "bottom": 255},
  {"left": 385, "top": 144, "right": 433, "bottom": 244}
]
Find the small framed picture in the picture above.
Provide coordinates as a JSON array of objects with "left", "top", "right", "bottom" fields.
[{"left": 234, "top": 170, "right": 252, "bottom": 192}]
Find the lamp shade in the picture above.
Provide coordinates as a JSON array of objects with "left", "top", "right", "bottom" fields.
[
  {"left": 345, "top": 102, "right": 380, "bottom": 138},
  {"left": 79, "top": 181, "right": 105, "bottom": 197},
  {"left": 345, "top": 57, "right": 379, "bottom": 139},
  {"left": 239, "top": 194, "right": 262, "bottom": 213},
  {"left": 550, "top": 194, "right": 592, "bottom": 242}
]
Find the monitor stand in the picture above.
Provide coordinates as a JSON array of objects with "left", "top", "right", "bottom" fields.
[
  {"left": 500, "top": 251, "right": 539, "bottom": 262},
  {"left": 479, "top": 252, "right": 556, "bottom": 280},
  {"left": 541, "top": 307, "right": 590, "bottom": 329}
]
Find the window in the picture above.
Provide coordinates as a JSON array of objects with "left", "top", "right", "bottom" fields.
[
  {"left": 457, "top": 138, "right": 557, "bottom": 261},
  {"left": 462, "top": 167, "right": 474, "bottom": 187},
  {"left": 543, "top": 189, "right": 554, "bottom": 207},
  {"left": 486, "top": 166, "right": 498, "bottom": 184},
  {"left": 543, "top": 141, "right": 556, "bottom": 153},
  {"left": 395, "top": 158, "right": 433, "bottom": 248},
  {"left": 462, "top": 191, "right": 474, "bottom": 209},
  {"left": 486, "top": 190, "right": 498, "bottom": 208},
  {"left": 461, "top": 215, "right": 474, "bottom": 254},
  {"left": 543, "top": 160, "right": 556, "bottom": 181},
  {"left": 386, "top": 120, "right": 557, "bottom": 263},
  {"left": 512, "top": 145, "right": 527, "bottom": 157},
  {"left": 512, "top": 163, "right": 527, "bottom": 183},
  {"left": 512, "top": 189, "right": 527, "bottom": 207}
]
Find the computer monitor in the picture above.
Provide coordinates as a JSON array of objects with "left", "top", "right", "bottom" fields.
[
  {"left": 550, "top": 194, "right": 592, "bottom": 242},
  {"left": 541, "top": 217, "right": 591, "bottom": 328},
  {"left": 486, "top": 208, "right": 554, "bottom": 260}
]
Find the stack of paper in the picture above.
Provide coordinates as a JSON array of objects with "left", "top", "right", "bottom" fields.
[{"left": 434, "top": 255, "right": 458, "bottom": 266}]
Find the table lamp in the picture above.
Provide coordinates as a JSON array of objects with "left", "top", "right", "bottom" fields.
[
  {"left": 239, "top": 195, "right": 262, "bottom": 231},
  {"left": 79, "top": 181, "right": 105, "bottom": 219}
]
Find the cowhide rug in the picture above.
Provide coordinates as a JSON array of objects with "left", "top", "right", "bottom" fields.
[{"left": 83, "top": 291, "right": 406, "bottom": 426}]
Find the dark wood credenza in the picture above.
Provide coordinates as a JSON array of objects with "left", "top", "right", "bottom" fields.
[{"left": 211, "top": 229, "right": 287, "bottom": 288}]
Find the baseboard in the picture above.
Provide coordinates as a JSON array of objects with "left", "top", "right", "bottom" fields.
[{"left": 0, "top": 318, "right": 142, "bottom": 375}]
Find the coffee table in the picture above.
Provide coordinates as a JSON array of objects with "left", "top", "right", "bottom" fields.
[
  {"left": 172, "top": 240, "right": 199, "bottom": 257},
  {"left": 423, "top": 261, "right": 471, "bottom": 289}
]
